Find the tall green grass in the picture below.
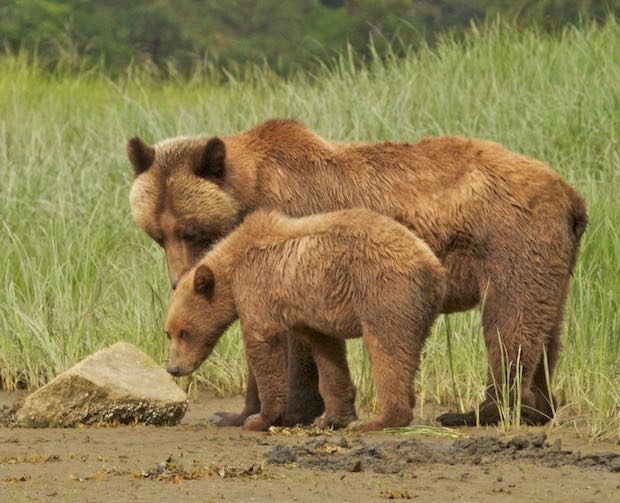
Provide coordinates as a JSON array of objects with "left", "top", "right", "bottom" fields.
[{"left": 0, "top": 22, "right": 618, "bottom": 439}]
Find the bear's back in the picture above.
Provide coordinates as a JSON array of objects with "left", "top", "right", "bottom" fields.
[
  {"left": 239, "top": 208, "right": 442, "bottom": 280},
  {"left": 231, "top": 208, "right": 445, "bottom": 336}
]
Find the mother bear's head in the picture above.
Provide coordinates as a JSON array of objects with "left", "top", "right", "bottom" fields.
[{"left": 127, "top": 135, "right": 241, "bottom": 288}]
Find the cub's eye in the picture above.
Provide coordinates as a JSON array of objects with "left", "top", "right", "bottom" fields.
[
  {"left": 165, "top": 331, "right": 171, "bottom": 340},
  {"left": 179, "top": 330, "right": 190, "bottom": 341}
]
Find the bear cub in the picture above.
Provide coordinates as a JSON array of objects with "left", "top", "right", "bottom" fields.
[{"left": 165, "top": 208, "right": 446, "bottom": 431}]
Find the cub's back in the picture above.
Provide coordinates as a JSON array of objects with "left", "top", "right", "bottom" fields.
[
  {"left": 233, "top": 209, "right": 444, "bottom": 333},
  {"left": 241, "top": 208, "right": 442, "bottom": 277}
]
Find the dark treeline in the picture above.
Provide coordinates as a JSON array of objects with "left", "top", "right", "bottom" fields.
[{"left": 1, "top": 0, "right": 618, "bottom": 74}]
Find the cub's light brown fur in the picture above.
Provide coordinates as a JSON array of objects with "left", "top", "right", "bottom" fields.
[
  {"left": 166, "top": 209, "right": 446, "bottom": 431},
  {"left": 128, "top": 118, "right": 587, "bottom": 426}
]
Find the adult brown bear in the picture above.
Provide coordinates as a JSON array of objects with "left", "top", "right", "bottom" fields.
[{"left": 127, "top": 118, "right": 587, "bottom": 427}]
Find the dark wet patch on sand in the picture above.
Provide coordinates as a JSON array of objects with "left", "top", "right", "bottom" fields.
[{"left": 266, "top": 433, "right": 620, "bottom": 474}]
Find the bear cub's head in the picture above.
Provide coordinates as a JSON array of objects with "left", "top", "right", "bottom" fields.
[{"left": 165, "top": 262, "right": 236, "bottom": 377}]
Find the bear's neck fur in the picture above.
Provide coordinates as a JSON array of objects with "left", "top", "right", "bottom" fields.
[{"left": 221, "top": 119, "right": 336, "bottom": 216}]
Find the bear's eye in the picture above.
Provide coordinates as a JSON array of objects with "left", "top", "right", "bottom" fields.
[
  {"left": 179, "top": 330, "right": 190, "bottom": 341},
  {"left": 165, "top": 331, "right": 171, "bottom": 340},
  {"left": 179, "top": 228, "right": 199, "bottom": 241}
]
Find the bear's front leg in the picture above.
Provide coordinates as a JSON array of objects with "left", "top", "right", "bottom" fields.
[
  {"left": 242, "top": 324, "right": 288, "bottom": 431},
  {"left": 282, "top": 332, "right": 325, "bottom": 426}
]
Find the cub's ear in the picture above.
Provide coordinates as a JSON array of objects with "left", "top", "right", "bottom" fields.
[
  {"left": 194, "top": 264, "right": 215, "bottom": 299},
  {"left": 126, "top": 137, "right": 155, "bottom": 175},
  {"left": 195, "top": 137, "right": 226, "bottom": 179}
]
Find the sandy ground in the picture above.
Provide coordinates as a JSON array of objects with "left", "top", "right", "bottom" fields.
[{"left": 1, "top": 391, "right": 619, "bottom": 503}]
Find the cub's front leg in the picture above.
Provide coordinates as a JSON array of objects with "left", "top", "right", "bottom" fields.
[{"left": 241, "top": 322, "right": 288, "bottom": 431}]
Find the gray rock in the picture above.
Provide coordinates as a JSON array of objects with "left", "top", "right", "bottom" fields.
[{"left": 16, "top": 342, "right": 188, "bottom": 427}]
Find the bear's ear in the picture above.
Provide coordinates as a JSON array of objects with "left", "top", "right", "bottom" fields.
[
  {"left": 195, "top": 137, "right": 226, "bottom": 180},
  {"left": 127, "top": 137, "right": 155, "bottom": 175},
  {"left": 194, "top": 264, "right": 215, "bottom": 299}
]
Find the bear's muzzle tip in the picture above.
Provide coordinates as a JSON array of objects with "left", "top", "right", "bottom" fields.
[{"left": 167, "top": 366, "right": 181, "bottom": 377}]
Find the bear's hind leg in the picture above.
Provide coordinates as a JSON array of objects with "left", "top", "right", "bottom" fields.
[
  {"left": 482, "top": 259, "right": 572, "bottom": 427},
  {"left": 439, "top": 275, "right": 564, "bottom": 427},
  {"left": 526, "top": 251, "right": 571, "bottom": 425},
  {"left": 438, "top": 234, "right": 573, "bottom": 428},
  {"left": 359, "top": 321, "right": 417, "bottom": 432},
  {"left": 529, "top": 317, "right": 562, "bottom": 425}
]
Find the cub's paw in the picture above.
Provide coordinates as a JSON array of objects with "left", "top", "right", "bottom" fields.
[
  {"left": 243, "top": 413, "right": 272, "bottom": 431},
  {"left": 209, "top": 411, "right": 247, "bottom": 427}
]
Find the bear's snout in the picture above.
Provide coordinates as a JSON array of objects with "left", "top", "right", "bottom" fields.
[{"left": 167, "top": 365, "right": 181, "bottom": 377}]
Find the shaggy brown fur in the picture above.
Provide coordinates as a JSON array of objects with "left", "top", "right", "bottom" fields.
[
  {"left": 128, "top": 118, "right": 587, "bottom": 427},
  {"left": 165, "top": 209, "right": 446, "bottom": 432}
]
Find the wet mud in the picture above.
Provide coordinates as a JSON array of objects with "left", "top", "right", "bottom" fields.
[{"left": 267, "top": 433, "right": 620, "bottom": 474}]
